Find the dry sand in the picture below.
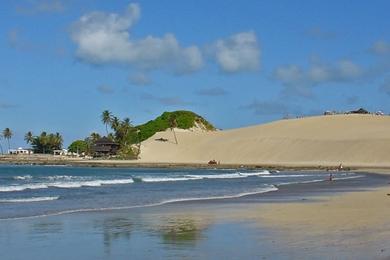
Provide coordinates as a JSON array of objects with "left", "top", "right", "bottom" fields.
[
  {"left": 255, "top": 187, "right": 390, "bottom": 232},
  {"left": 226, "top": 186, "right": 390, "bottom": 257},
  {"left": 139, "top": 114, "right": 390, "bottom": 169}
]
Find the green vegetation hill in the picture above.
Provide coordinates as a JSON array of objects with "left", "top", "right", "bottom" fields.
[{"left": 135, "top": 111, "right": 216, "bottom": 142}]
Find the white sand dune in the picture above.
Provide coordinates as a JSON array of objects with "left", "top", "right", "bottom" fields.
[{"left": 139, "top": 114, "right": 390, "bottom": 168}]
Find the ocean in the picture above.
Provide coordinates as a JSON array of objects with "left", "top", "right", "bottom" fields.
[{"left": 0, "top": 164, "right": 363, "bottom": 220}]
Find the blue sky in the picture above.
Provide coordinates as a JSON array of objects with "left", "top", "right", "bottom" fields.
[{"left": 1, "top": 0, "right": 390, "bottom": 147}]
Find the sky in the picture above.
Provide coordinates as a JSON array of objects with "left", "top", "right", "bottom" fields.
[{"left": 1, "top": 0, "right": 390, "bottom": 148}]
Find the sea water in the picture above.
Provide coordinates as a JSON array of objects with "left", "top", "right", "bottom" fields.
[{"left": 0, "top": 165, "right": 362, "bottom": 219}]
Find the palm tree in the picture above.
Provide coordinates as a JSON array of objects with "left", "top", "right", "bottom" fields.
[
  {"left": 90, "top": 132, "right": 101, "bottom": 143},
  {"left": 2, "top": 128, "right": 13, "bottom": 152},
  {"left": 24, "top": 131, "right": 34, "bottom": 144},
  {"left": 40, "top": 132, "right": 48, "bottom": 154},
  {"left": 169, "top": 116, "right": 178, "bottom": 144},
  {"left": 110, "top": 116, "right": 120, "bottom": 131},
  {"left": 107, "top": 133, "right": 115, "bottom": 141},
  {"left": 118, "top": 117, "right": 133, "bottom": 145},
  {"left": 54, "top": 132, "right": 63, "bottom": 149},
  {"left": 101, "top": 110, "right": 112, "bottom": 135},
  {"left": 0, "top": 134, "right": 4, "bottom": 154}
]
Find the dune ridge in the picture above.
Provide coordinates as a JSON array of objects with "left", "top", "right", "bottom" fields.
[{"left": 139, "top": 114, "right": 390, "bottom": 168}]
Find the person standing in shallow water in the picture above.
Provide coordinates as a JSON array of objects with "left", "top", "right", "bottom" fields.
[{"left": 329, "top": 173, "right": 333, "bottom": 181}]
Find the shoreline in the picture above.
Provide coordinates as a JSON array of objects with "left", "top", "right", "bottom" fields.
[
  {"left": 0, "top": 167, "right": 388, "bottom": 221},
  {"left": 2, "top": 155, "right": 390, "bottom": 175},
  {"left": 0, "top": 165, "right": 389, "bottom": 258}
]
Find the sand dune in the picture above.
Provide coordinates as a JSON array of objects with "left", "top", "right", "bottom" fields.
[{"left": 139, "top": 114, "right": 390, "bottom": 168}]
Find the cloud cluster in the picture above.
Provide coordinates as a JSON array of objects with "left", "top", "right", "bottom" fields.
[
  {"left": 380, "top": 77, "right": 390, "bottom": 95},
  {"left": 70, "top": 4, "right": 203, "bottom": 74},
  {"left": 16, "top": 0, "right": 65, "bottom": 15},
  {"left": 70, "top": 4, "right": 260, "bottom": 75},
  {"left": 242, "top": 100, "right": 301, "bottom": 116},
  {"left": 305, "top": 27, "right": 337, "bottom": 40},
  {"left": 371, "top": 40, "right": 390, "bottom": 55},
  {"left": 212, "top": 31, "right": 260, "bottom": 73},
  {"left": 274, "top": 59, "right": 364, "bottom": 97},
  {"left": 275, "top": 60, "right": 363, "bottom": 86},
  {"left": 128, "top": 72, "right": 152, "bottom": 86},
  {"left": 96, "top": 85, "right": 114, "bottom": 94},
  {"left": 0, "top": 102, "right": 17, "bottom": 110},
  {"left": 141, "top": 93, "right": 192, "bottom": 106},
  {"left": 196, "top": 87, "right": 228, "bottom": 96},
  {"left": 7, "top": 29, "right": 34, "bottom": 51}
]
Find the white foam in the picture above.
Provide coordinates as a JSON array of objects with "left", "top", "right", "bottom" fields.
[
  {"left": 0, "top": 184, "right": 49, "bottom": 192},
  {"left": 238, "top": 170, "right": 271, "bottom": 176},
  {"left": 189, "top": 173, "right": 246, "bottom": 179},
  {"left": 46, "top": 175, "right": 77, "bottom": 181},
  {"left": 139, "top": 170, "right": 271, "bottom": 182},
  {"left": 141, "top": 176, "right": 202, "bottom": 182},
  {"left": 160, "top": 185, "right": 279, "bottom": 203},
  {"left": 0, "top": 196, "right": 59, "bottom": 203},
  {"left": 13, "top": 175, "right": 32, "bottom": 180},
  {"left": 187, "top": 171, "right": 270, "bottom": 179},
  {"left": 261, "top": 174, "right": 314, "bottom": 178},
  {"left": 0, "top": 185, "right": 278, "bottom": 221},
  {"left": 50, "top": 179, "right": 134, "bottom": 188},
  {"left": 333, "top": 175, "right": 363, "bottom": 181},
  {"left": 0, "top": 178, "right": 134, "bottom": 192}
]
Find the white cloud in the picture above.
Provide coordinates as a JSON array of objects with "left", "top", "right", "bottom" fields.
[
  {"left": 7, "top": 29, "right": 34, "bottom": 51},
  {"left": 305, "top": 27, "right": 337, "bottom": 40},
  {"left": 16, "top": 0, "right": 65, "bottom": 15},
  {"left": 129, "top": 72, "right": 152, "bottom": 86},
  {"left": 70, "top": 4, "right": 203, "bottom": 73},
  {"left": 274, "top": 59, "right": 365, "bottom": 97},
  {"left": 196, "top": 87, "right": 228, "bottom": 96},
  {"left": 242, "top": 100, "right": 301, "bottom": 116},
  {"left": 213, "top": 31, "right": 260, "bottom": 73},
  {"left": 380, "top": 77, "right": 390, "bottom": 95},
  {"left": 274, "top": 65, "right": 303, "bottom": 84},
  {"left": 96, "top": 85, "right": 114, "bottom": 94},
  {"left": 141, "top": 93, "right": 192, "bottom": 106},
  {"left": 371, "top": 40, "right": 390, "bottom": 55}
]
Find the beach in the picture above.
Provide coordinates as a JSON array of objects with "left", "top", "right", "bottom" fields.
[
  {"left": 1, "top": 114, "right": 390, "bottom": 258},
  {"left": 2, "top": 114, "right": 390, "bottom": 172},
  {"left": 0, "top": 165, "right": 389, "bottom": 259}
]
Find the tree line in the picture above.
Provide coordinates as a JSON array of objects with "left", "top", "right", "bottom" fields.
[
  {"left": 68, "top": 110, "right": 139, "bottom": 158},
  {"left": 0, "top": 128, "right": 13, "bottom": 154},
  {"left": 0, "top": 127, "right": 63, "bottom": 155}
]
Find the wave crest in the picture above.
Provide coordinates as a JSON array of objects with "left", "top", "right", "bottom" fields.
[{"left": 0, "top": 196, "right": 59, "bottom": 203}]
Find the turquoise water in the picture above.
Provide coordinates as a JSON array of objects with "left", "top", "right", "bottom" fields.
[{"left": 0, "top": 165, "right": 362, "bottom": 219}]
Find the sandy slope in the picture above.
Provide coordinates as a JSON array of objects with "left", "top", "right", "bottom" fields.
[{"left": 139, "top": 114, "right": 390, "bottom": 168}]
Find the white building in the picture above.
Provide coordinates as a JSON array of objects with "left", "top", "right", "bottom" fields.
[
  {"left": 9, "top": 148, "right": 34, "bottom": 155},
  {"left": 53, "top": 149, "right": 69, "bottom": 156}
]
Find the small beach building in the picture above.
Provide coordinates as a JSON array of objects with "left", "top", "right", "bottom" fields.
[
  {"left": 53, "top": 149, "right": 69, "bottom": 156},
  {"left": 92, "top": 137, "right": 119, "bottom": 156},
  {"left": 8, "top": 147, "right": 34, "bottom": 155}
]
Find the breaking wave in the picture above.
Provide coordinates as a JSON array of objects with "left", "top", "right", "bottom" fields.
[
  {"left": 0, "top": 178, "right": 134, "bottom": 192},
  {"left": 0, "top": 196, "right": 59, "bottom": 203}
]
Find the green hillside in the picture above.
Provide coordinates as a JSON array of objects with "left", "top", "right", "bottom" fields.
[{"left": 135, "top": 111, "right": 215, "bottom": 142}]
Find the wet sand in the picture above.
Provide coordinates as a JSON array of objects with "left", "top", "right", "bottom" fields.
[{"left": 0, "top": 173, "right": 389, "bottom": 259}]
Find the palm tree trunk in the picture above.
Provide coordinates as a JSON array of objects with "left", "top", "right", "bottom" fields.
[
  {"left": 0, "top": 143, "right": 3, "bottom": 154},
  {"left": 172, "top": 128, "right": 178, "bottom": 144},
  {"left": 7, "top": 139, "right": 10, "bottom": 152}
]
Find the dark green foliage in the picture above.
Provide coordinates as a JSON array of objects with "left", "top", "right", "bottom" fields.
[
  {"left": 29, "top": 132, "right": 63, "bottom": 154},
  {"left": 68, "top": 140, "right": 88, "bottom": 154},
  {"left": 70, "top": 110, "right": 215, "bottom": 158},
  {"left": 134, "top": 111, "right": 215, "bottom": 142}
]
